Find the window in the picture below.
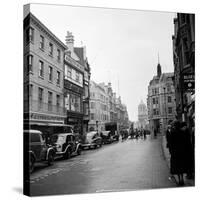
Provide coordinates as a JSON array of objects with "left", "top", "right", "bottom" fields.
[
  {"left": 180, "top": 14, "right": 186, "bottom": 24},
  {"left": 27, "top": 55, "right": 33, "bottom": 73},
  {"left": 26, "top": 27, "right": 34, "bottom": 44},
  {"left": 29, "top": 84, "right": 33, "bottom": 100},
  {"left": 91, "top": 113, "right": 95, "bottom": 120},
  {"left": 57, "top": 49, "right": 61, "bottom": 61},
  {"left": 153, "top": 109, "right": 157, "bottom": 115},
  {"left": 168, "top": 96, "right": 172, "bottom": 103},
  {"left": 76, "top": 72, "right": 80, "bottom": 83},
  {"left": 38, "top": 87, "right": 43, "bottom": 109},
  {"left": 67, "top": 67, "right": 72, "bottom": 78},
  {"left": 48, "top": 91, "right": 53, "bottom": 111},
  {"left": 70, "top": 94, "right": 81, "bottom": 112},
  {"left": 168, "top": 107, "right": 172, "bottom": 114},
  {"left": 167, "top": 85, "right": 171, "bottom": 92},
  {"left": 31, "top": 133, "right": 41, "bottom": 143},
  {"left": 153, "top": 98, "right": 156, "bottom": 104},
  {"left": 56, "top": 71, "right": 60, "bottom": 85},
  {"left": 56, "top": 95, "right": 60, "bottom": 112},
  {"left": 64, "top": 94, "right": 70, "bottom": 110},
  {"left": 48, "top": 66, "right": 53, "bottom": 82},
  {"left": 40, "top": 35, "right": 44, "bottom": 50},
  {"left": 39, "top": 61, "right": 44, "bottom": 77},
  {"left": 49, "top": 43, "right": 53, "bottom": 56},
  {"left": 91, "top": 102, "right": 95, "bottom": 109},
  {"left": 156, "top": 97, "right": 159, "bottom": 104}
]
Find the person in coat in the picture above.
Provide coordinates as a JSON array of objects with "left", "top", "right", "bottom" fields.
[{"left": 168, "top": 120, "right": 188, "bottom": 186}]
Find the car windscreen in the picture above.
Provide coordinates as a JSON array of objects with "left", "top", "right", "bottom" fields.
[{"left": 50, "top": 135, "right": 65, "bottom": 143}]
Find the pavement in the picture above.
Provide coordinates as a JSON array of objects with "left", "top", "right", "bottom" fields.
[{"left": 161, "top": 134, "right": 195, "bottom": 187}]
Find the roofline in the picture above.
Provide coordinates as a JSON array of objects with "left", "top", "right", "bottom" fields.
[{"left": 24, "top": 12, "right": 67, "bottom": 50}]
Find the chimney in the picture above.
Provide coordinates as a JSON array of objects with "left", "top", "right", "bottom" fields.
[{"left": 65, "top": 31, "right": 74, "bottom": 52}]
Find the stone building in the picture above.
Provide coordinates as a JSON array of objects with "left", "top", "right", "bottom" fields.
[
  {"left": 24, "top": 13, "right": 66, "bottom": 128},
  {"left": 88, "top": 81, "right": 129, "bottom": 133},
  {"left": 88, "top": 81, "right": 110, "bottom": 132},
  {"left": 137, "top": 100, "right": 148, "bottom": 129},
  {"left": 147, "top": 61, "right": 176, "bottom": 135},
  {"left": 172, "top": 13, "right": 195, "bottom": 126}
]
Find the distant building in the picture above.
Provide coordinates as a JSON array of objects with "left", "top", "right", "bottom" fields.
[
  {"left": 172, "top": 13, "right": 195, "bottom": 127},
  {"left": 137, "top": 100, "right": 148, "bottom": 129},
  {"left": 88, "top": 81, "right": 110, "bottom": 132},
  {"left": 88, "top": 81, "right": 129, "bottom": 132},
  {"left": 24, "top": 13, "right": 66, "bottom": 128},
  {"left": 147, "top": 61, "right": 176, "bottom": 135}
]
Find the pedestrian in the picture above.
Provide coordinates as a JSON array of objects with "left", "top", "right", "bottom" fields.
[
  {"left": 154, "top": 128, "right": 157, "bottom": 138},
  {"left": 143, "top": 129, "right": 147, "bottom": 140},
  {"left": 166, "top": 124, "right": 172, "bottom": 152},
  {"left": 180, "top": 122, "right": 194, "bottom": 179},
  {"left": 168, "top": 120, "right": 191, "bottom": 186}
]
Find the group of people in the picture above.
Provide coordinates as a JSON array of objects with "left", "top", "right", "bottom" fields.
[
  {"left": 128, "top": 128, "right": 148, "bottom": 140},
  {"left": 166, "top": 120, "right": 194, "bottom": 186}
]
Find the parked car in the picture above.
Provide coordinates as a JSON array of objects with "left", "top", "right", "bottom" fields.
[
  {"left": 82, "top": 131, "right": 102, "bottom": 149},
  {"left": 111, "top": 131, "right": 119, "bottom": 142},
  {"left": 100, "top": 131, "right": 113, "bottom": 144},
  {"left": 24, "top": 129, "right": 55, "bottom": 173},
  {"left": 50, "top": 133, "right": 82, "bottom": 159}
]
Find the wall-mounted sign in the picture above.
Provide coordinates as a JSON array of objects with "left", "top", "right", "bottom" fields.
[{"left": 182, "top": 73, "right": 195, "bottom": 92}]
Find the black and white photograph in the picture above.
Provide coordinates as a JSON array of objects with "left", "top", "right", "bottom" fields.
[{"left": 23, "top": 2, "right": 195, "bottom": 197}]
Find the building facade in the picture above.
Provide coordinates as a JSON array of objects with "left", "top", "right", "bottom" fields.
[
  {"left": 147, "top": 62, "right": 176, "bottom": 135},
  {"left": 74, "top": 46, "right": 91, "bottom": 134},
  {"left": 24, "top": 13, "right": 66, "bottom": 128},
  {"left": 172, "top": 13, "right": 195, "bottom": 127},
  {"left": 63, "top": 32, "right": 91, "bottom": 134},
  {"left": 88, "top": 81, "right": 110, "bottom": 132},
  {"left": 88, "top": 81, "right": 129, "bottom": 133},
  {"left": 137, "top": 100, "right": 148, "bottom": 129}
]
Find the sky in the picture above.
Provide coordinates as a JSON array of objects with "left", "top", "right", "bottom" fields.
[{"left": 30, "top": 4, "right": 176, "bottom": 121}]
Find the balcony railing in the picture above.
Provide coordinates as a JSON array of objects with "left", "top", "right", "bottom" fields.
[{"left": 24, "top": 99, "right": 66, "bottom": 116}]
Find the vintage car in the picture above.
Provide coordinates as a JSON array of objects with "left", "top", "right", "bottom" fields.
[
  {"left": 81, "top": 131, "right": 102, "bottom": 149},
  {"left": 50, "top": 133, "right": 82, "bottom": 159},
  {"left": 100, "top": 131, "right": 113, "bottom": 144},
  {"left": 24, "top": 129, "right": 55, "bottom": 173}
]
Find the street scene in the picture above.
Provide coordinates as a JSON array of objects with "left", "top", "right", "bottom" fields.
[{"left": 23, "top": 4, "right": 195, "bottom": 197}]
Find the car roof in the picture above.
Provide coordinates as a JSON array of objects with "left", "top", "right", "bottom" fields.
[
  {"left": 24, "top": 130, "right": 42, "bottom": 134},
  {"left": 51, "top": 133, "right": 73, "bottom": 137}
]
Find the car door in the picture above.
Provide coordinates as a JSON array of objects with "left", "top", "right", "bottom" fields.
[
  {"left": 30, "top": 132, "right": 43, "bottom": 161},
  {"left": 71, "top": 135, "right": 76, "bottom": 152}
]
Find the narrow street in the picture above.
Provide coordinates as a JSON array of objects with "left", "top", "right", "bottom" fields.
[{"left": 30, "top": 136, "right": 176, "bottom": 196}]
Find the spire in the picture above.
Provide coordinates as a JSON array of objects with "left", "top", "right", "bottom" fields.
[{"left": 157, "top": 53, "right": 162, "bottom": 77}]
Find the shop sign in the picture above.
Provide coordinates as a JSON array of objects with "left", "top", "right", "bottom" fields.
[
  {"left": 30, "top": 113, "right": 64, "bottom": 122},
  {"left": 182, "top": 73, "right": 195, "bottom": 92}
]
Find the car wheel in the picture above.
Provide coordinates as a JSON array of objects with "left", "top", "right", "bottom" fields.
[
  {"left": 77, "top": 148, "right": 81, "bottom": 155},
  {"left": 29, "top": 155, "right": 35, "bottom": 173},
  {"left": 64, "top": 149, "right": 71, "bottom": 159},
  {"left": 47, "top": 152, "right": 54, "bottom": 166}
]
